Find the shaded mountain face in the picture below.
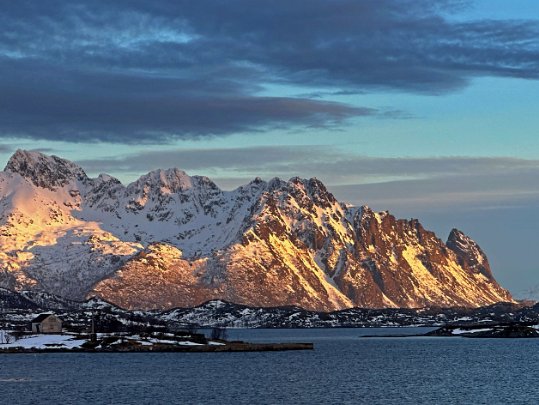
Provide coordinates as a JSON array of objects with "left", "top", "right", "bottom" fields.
[{"left": 0, "top": 150, "right": 513, "bottom": 311}]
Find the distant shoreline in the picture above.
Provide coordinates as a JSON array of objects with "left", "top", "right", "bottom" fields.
[{"left": 360, "top": 322, "right": 539, "bottom": 339}]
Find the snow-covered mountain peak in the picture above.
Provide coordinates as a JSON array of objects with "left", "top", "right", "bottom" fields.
[
  {"left": 447, "top": 229, "right": 480, "bottom": 256},
  {"left": 4, "top": 149, "right": 87, "bottom": 189},
  {"left": 447, "top": 228, "right": 472, "bottom": 246},
  {"left": 302, "top": 177, "right": 337, "bottom": 207},
  {"left": 96, "top": 173, "right": 121, "bottom": 185},
  {"left": 267, "top": 177, "right": 286, "bottom": 191},
  {"left": 128, "top": 168, "right": 194, "bottom": 193},
  {"left": 234, "top": 177, "right": 267, "bottom": 195},
  {"left": 447, "top": 228, "right": 493, "bottom": 280},
  {"left": 0, "top": 151, "right": 513, "bottom": 310}
]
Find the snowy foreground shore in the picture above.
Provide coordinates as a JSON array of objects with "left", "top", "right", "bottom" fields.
[{"left": 0, "top": 331, "right": 313, "bottom": 353}]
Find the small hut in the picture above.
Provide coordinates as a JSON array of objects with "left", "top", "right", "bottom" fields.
[{"left": 31, "top": 313, "right": 62, "bottom": 334}]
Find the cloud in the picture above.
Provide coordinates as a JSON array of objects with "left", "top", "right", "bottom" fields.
[
  {"left": 332, "top": 171, "right": 539, "bottom": 211},
  {"left": 295, "top": 90, "right": 367, "bottom": 99},
  {"left": 0, "top": 143, "right": 58, "bottom": 157},
  {"left": 78, "top": 145, "right": 340, "bottom": 174},
  {"left": 325, "top": 156, "right": 539, "bottom": 214},
  {"left": 0, "top": 145, "right": 13, "bottom": 154},
  {"left": 1, "top": 86, "right": 371, "bottom": 144},
  {"left": 0, "top": 0, "right": 538, "bottom": 142},
  {"left": 77, "top": 146, "right": 539, "bottom": 213},
  {"left": 78, "top": 146, "right": 539, "bottom": 178}
]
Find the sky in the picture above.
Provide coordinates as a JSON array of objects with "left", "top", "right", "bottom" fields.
[{"left": 1, "top": 0, "right": 539, "bottom": 297}]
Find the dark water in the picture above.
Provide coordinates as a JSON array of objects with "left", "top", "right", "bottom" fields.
[{"left": 1, "top": 328, "right": 539, "bottom": 404}]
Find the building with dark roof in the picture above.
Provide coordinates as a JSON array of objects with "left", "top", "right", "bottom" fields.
[{"left": 31, "top": 313, "right": 62, "bottom": 334}]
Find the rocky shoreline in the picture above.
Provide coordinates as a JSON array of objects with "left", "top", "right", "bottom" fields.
[
  {"left": 424, "top": 323, "right": 539, "bottom": 338},
  {"left": 0, "top": 341, "right": 314, "bottom": 354}
]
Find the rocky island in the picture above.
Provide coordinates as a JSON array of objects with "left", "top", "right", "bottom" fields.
[{"left": 425, "top": 323, "right": 539, "bottom": 338}]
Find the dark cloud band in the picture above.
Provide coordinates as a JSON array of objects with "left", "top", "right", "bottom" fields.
[{"left": 1, "top": 0, "right": 538, "bottom": 142}]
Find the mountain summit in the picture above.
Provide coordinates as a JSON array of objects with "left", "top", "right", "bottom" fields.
[
  {"left": 0, "top": 150, "right": 513, "bottom": 311},
  {"left": 5, "top": 149, "right": 88, "bottom": 189}
]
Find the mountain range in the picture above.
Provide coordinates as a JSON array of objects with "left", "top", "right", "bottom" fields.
[{"left": 0, "top": 150, "right": 512, "bottom": 311}]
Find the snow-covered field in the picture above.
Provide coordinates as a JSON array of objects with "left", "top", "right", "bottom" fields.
[
  {"left": 0, "top": 331, "right": 222, "bottom": 351},
  {"left": 0, "top": 334, "right": 86, "bottom": 349}
]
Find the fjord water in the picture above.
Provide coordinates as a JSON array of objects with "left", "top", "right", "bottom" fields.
[{"left": 2, "top": 328, "right": 539, "bottom": 404}]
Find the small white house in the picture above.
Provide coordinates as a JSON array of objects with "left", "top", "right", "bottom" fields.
[{"left": 31, "top": 313, "right": 62, "bottom": 334}]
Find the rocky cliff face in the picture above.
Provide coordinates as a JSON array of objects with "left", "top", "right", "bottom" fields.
[
  {"left": 5, "top": 149, "right": 88, "bottom": 189},
  {"left": 0, "top": 150, "right": 513, "bottom": 311}
]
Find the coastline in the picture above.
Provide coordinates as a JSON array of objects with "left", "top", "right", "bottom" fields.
[{"left": 0, "top": 341, "right": 314, "bottom": 354}]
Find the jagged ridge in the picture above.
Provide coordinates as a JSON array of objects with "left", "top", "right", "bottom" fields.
[{"left": 0, "top": 150, "right": 513, "bottom": 311}]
